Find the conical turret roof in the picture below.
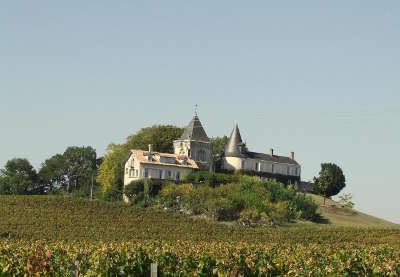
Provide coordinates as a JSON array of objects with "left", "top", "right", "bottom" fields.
[
  {"left": 225, "top": 123, "right": 245, "bottom": 157},
  {"left": 179, "top": 114, "right": 210, "bottom": 143}
]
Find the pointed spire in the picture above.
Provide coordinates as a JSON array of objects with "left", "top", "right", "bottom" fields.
[
  {"left": 225, "top": 123, "right": 245, "bottom": 157},
  {"left": 179, "top": 113, "right": 210, "bottom": 142}
]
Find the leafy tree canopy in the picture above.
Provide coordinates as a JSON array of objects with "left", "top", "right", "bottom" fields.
[
  {"left": 126, "top": 125, "right": 184, "bottom": 153},
  {"left": 0, "top": 158, "right": 40, "bottom": 195},
  {"left": 210, "top": 136, "right": 229, "bottom": 159},
  {"left": 38, "top": 154, "right": 67, "bottom": 193},
  {"left": 314, "top": 163, "right": 346, "bottom": 200},
  {"left": 97, "top": 143, "right": 126, "bottom": 201},
  {"left": 63, "top": 146, "right": 97, "bottom": 193},
  {"left": 210, "top": 136, "right": 229, "bottom": 171}
]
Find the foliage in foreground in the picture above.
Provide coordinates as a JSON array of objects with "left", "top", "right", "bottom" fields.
[
  {"left": 0, "top": 240, "right": 399, "bottom": 276},
  {"left": 0, "top": 195, "right": 399, "bottom": 275}
]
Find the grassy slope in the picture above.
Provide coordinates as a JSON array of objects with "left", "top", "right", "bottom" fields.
[
  {"left": 0, "top": 194, "right": 398, "bottom": 243},
  {"left": 1, "top": 195, "right": 400, "bottom": 246},
  {"left": 303, "top": 193, "right": 399, "bottom": 228}
]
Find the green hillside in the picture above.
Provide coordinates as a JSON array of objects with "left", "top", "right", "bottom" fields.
[
  {"left": 304, "top": 193, "right": 399, "bottom": 228},
  {"left": 0, "top": 195, "right": 397, "bottom": 242}
]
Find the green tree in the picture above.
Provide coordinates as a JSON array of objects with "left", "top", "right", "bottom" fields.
[
  {"left": 314, "top": 163, "right": 346, "bottom": 205},
  {"left": 338, "top": 193, "right": 355, "bottom": 209},
  {"left": 97, "top": 143, "right": 126, "bottom": 201},
  {"left": 126, "top": 125, "right": 184, "bottom": 153},
  {"left": 210, "top": 136, "right": 228, "bottom": 159},
  {"left": 97, "top": 125, "right": 184, "bottom": 201},
  {"left": 63, "top": 146, "right": 97, "bottom": 193},
  {"left": 38, "top": 154, "right": 67, "bottom": 193},
  {"left": 210, "top": 136, "right": 229, "bottom": 171},
  {"left": 0, "top": 158, "right": 41, "bottom": 195}
]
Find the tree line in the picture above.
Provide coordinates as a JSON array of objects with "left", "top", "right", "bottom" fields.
[
  {"left": 0, "top": 146, "right": 99, "bottom": 197},
  {"left": 0, "top": 124, "right": 346, "bottom": 202},
  {"left": 0, "top": 125, "right": 209, "bottom": 199}
]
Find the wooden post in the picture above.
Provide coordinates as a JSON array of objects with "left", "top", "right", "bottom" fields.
[
  {"left": 151, "top": 263, "right": 157, "bottom": 277},
  {"left": 72, "top": 260, "right": 79, "bottom": 277},
  {"left": 90, "top": 173, "right": 93, "bottom": 200}
]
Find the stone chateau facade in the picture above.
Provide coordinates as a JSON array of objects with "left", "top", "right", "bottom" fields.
[
  {"left": 124, "top": 112, "right": 301, "bottom": 186},
  {"left": 222, "top": 123, "right": 301, "bottom": 184},
  {"left": 124, "top": 113, "right": 213, "bottom": 186}
]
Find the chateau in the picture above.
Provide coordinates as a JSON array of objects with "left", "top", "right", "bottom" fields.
[
  {"left": 124, "top": 113, "right": 301, "bottom": 186},
  {"left": 124, "top": 113, "right": 213, "bottom": 186},
  {"left": 222, "top": 123, "right": 301, "bottom": 184}
]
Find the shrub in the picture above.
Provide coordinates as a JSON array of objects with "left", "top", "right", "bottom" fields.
[
  {"left": 239, "top": 207, "right": 261, "bottom": 226},
  {"left": 291, "top": 194, "right": 318, "bottom": 220},
  {"left": 124, "top": 179, "right": 155, "bottom": 206},
  {"left": 125, "top": 180, "right": 145, "bottom": 199},
  {"left": 268, "top": 202, "right": 290, "bottom": 224},
  {"left": 159, "top": 183, "right": 194, "bottom": 208},
  {"left": 184, "top": 171, "right": 239, "bottom": 187},
  {"left": 208, "top": 197, "right": 240, "bottom": 221},
  {"left": 159, "top": 175, "right": 317, "bottom": 224}
]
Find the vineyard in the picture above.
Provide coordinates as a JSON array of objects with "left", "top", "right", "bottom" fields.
[{"left": 1, "top": 196, "right": 399, "bottom": 276}]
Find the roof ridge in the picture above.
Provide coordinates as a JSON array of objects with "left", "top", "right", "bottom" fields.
[{"left": 178, "top": 114, "right": 210, "bottom": 142}]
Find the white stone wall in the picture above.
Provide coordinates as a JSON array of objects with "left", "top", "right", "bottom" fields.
[
  {"left": 222, "top": 156, "right": 301, "bottom": 177},
  {"left": 124, "top": 154, "right": 194, "bottom": 186},
  {"left": 124, "top": 154, "right": 142, "bottom": 185},
  {"left": 173, "top": 140, "right": 191, "bottom": 156},
  {"left": 222, "top": 157, "right": 243, "bottom": 171}
]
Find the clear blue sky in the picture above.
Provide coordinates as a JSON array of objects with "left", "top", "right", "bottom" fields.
[{"left": 1, "top": 1, "right": 399, "bottom": 223}]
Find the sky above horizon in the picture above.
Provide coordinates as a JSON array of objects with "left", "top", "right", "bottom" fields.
[{"left": 1, "top": 1, "right": 399, "bottom": 224}]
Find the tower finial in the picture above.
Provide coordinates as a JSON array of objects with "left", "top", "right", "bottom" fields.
[{"left": 194, "top": 104, "right": 198, "bottom": 116}]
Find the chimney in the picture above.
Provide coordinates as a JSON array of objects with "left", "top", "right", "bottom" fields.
[
  {"left": 148, "top": 144, "right": 153, "bottom": 161},
  {"left": 290, "top": 152, "right": 295, "bottom": 160},
  {"left": 270, "top": 148, "right": 274, "bottom": 156}
]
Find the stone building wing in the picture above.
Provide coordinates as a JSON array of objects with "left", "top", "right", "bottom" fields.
[{"left": 224, "top": 123, "right": 299, "bottom": 165}]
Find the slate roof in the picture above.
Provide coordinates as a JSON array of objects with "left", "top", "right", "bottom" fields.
[
  {"left": 179, "top": 114, "right": 210, "bottom": 143},
  {"left": 225, "top": 123, "right": 245, "bottom": 157},
  {"left": 128, "top": 150, "right": 199, "bottom": 169},
  {"left": 224, "top": 123, "right": 299, "bottom": 166},
  {"left": 245, "top": 151, "right": 299, "bottom": 166}
]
